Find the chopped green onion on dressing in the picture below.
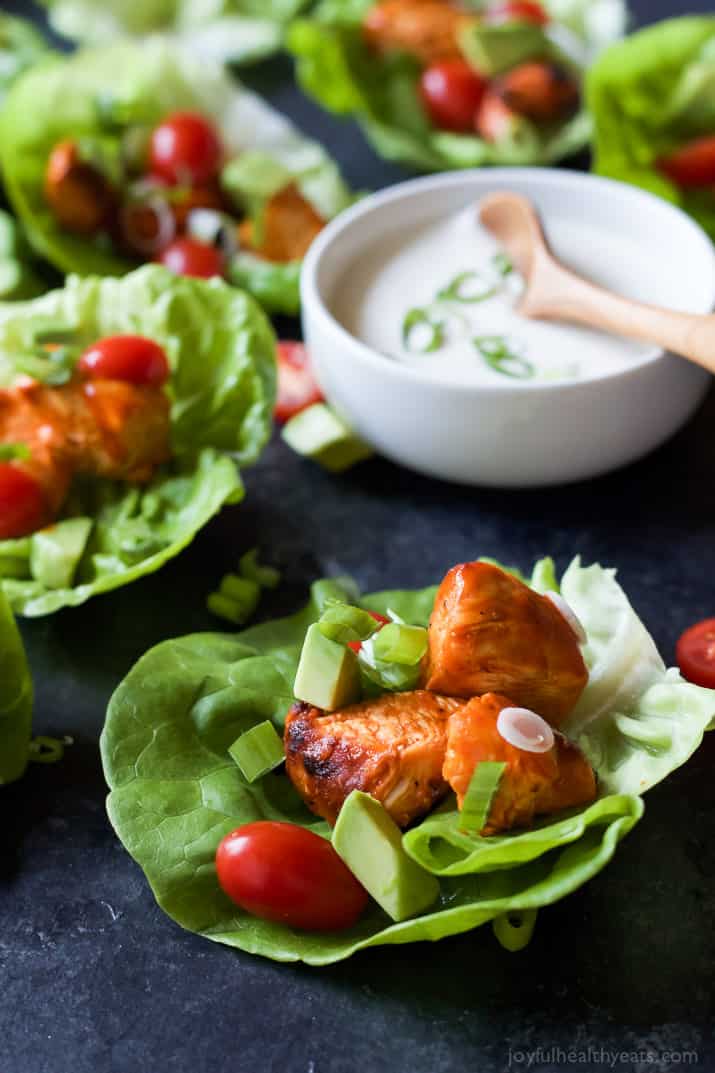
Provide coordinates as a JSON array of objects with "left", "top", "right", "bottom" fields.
[
  {"left": 228, "top": 721, "right": 284, "bottom": 783},
  {"left": 473, "top": 336, "right": 535, "bottom": 379},
  {"left": 491, "top": 251, "right": 513, "bottom": 277},
  {"left": 402, "top": 307, "right": 445, "bottom": 353},
  {"left": 460, "top": 761, "right": 506, "bottom": 833},
  {"left": 492, "top": 909, "right": 538, "bottom": 952},
  {"left": 437, "top": 271, "right": 495, "bottom": 304}
]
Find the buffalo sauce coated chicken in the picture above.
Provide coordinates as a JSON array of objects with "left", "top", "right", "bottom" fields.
[
  {"left": 285, "top": 691, "right": 465, "bottom": 827},
  {"left": 363, "top": 0, "right": 475, "bottom": 64},
  {"left": 425, "top": 561, "right": 588, "bottom": 724},
  {"left": 237, "top": 184, "right": 326, "bottom": 264},
  {"left": 443, "top": 693, "right": 596, "bottom": 835},
  {"left": 0, "top": 337, "right": 171, "bottom": 538}
]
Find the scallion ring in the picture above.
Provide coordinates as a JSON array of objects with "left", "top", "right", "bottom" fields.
[
  {"left": 402, "top": 307, "right": 445, "bottom": 354},
  {"left": 437, "top": 271, "right": 495, "bottom": 304}
]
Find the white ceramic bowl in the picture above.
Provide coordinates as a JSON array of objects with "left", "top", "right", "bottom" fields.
[{"left": 301, "top": 168, "right": 715, "bottom": 487}]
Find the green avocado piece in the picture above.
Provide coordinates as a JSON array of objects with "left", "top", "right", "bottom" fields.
[
  {"left": 30, "top": 517, "right": 93, "bottom": 590},
  {"left": 281, "top": 403, "right": 373, "bottom": 473},
  {"left": 332, "top": 790, "right": 440, "bottom": 923},
  {"left": 459, "top": 21, "right": 547, "bottom": 76},
  {"left": 293, "top": 622, "right": 361, "bottom": 711}
]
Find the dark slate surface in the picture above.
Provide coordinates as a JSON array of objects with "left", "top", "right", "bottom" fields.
[{"left": 2, "top": 2, "right": 715, "bottom": 1071}]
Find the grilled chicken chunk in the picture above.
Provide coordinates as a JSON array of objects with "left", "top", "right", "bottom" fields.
[
  {"left": 285, "top": 690, "right": 465, "bottom": 827},
  {"left": 0, "top": 376, "right": 171, "bottom": 529},
  {"left": 238, "top": 184, "right": 325, "bottom": 264},
  {"left": 425, "top": 561, "right": 588, "bottom": 724},
  {"left": 444, "top": 693, "right": 597, "bottom": 835},
  {"left": 363, "top": 0, "right": 475, "bottom": 64}
]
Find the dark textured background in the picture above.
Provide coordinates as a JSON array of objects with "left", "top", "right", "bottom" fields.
[{"left": 2, "top": 2, "right": 715, "bottom": 1071}]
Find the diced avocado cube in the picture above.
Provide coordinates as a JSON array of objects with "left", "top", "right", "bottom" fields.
[
  {"left": 459, "top": 21, "right": 546, "bottom": 76},
  {"left": 293, "top": 622, "right": 361, "bottom": 711},
  {"left": 281, "top": 403, "right": 373, "bottom": 473},
  {"left": 30, "top": 517, "right": 93, "bottom": 590},
  {"left": 332, "top": 791, "right": 440, "bottom": 922}
]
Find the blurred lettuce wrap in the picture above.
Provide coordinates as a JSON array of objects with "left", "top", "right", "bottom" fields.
[
  {"left": 287, "top": 0, "right": 626, "bottom": 172},
  {"left": 0, "top": 264, "right": 276, "bottom": 616},
  {"left": 100, "top": 556, "right": 712, "bottom": 965},
  {"left": 0, "top": 39, "right": 352, "bottom": 314},
  {"left": 0, "top": 14, "right": 51, "bottom": 103},
  {"left": 0, "top": 587, "right": 33, "bottom": 784},
  {"left": 588, "top": 16, "right": 715, "bottom": 241},
  {"left": 38, "top": 0, "right": 308, "bottom": 66}
]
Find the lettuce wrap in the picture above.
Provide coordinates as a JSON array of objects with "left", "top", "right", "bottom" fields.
[
  {"left": 0, "top": 14, "right": 51, "bottom": 103},
  {"left": 287, "top": 0, "right": 627, "bottom": 172},
  {"left": 0, "top": 38, "right": 353, "bottom": 314},
  {"left": 0, "top": 587, "right": 33, "bottom": 785},
  {"left": 101, "top": 556, "right": 713, "bottom": 965},
  {"left": 588, "top": 16, "right": 715, "bottom": 241},
  {"left": 39, "top": 0, "right": 308, "bottom": 65},
  {"left": 0, "top": 264, "right": 276, "bottom": 616}
]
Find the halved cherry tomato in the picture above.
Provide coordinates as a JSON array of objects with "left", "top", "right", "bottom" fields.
[
  {"left": 149, "top": 112, "right": 223, "bottom": 186},
  {"left": 485, "top": 1, "right": 549, "bottom": 25},
  {"left": 420, "top": 60, "right": 488, "bottom": 133},
  {"left": 0, "top": 464, "right": 45, "bottom": 539},
  {"left": 158, "top": 237, "right": 225, "bottom": 279},
  {"left": 78, "top": 335, "right": 170, "bottom": 387},
  {"left": 475, "top": 90, "right": 518, "bottom": 142},
  {"left": 658, "top": 136, "right": 715, "bottom": 190},
  {"left": 275, "top": 341, "right": 323, "bottom": 424},
  {"left": 676, "top": 618, "right": 715, "bottom": 688},
  {"left": 215, "top": 821, "right": 368, "bottom": 931},
  {"left": 348, "top": 611, "right": 390, "bottom": 654}
]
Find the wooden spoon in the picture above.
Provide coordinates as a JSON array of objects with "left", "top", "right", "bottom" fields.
[{"left": 479, "top": 191, "right": 715, "bottom": 374}]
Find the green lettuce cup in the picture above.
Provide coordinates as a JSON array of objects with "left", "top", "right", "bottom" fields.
[
  {"left": 0, "top": 14, "right": 51, "bottom": 103},
  {"left": 0, "top": 587, "right": 33, "bottom": 785},
  {"left": 0, "top": 264, "right": 276, "bottom": 617},
  {"left": 588, "top": 16, "right": 715, "bottom": 241},
  {"left": 287, "top": 0, "right": 626, "bottom": 173},
  {"left": 101, "top": 556, "right": 713, "bottom": 965},
  {"left": 39, "top": 0, "right": 308, "bottom": 65},
  {"left": 0, "top": 38, "right": 353, "bottom": 315}
]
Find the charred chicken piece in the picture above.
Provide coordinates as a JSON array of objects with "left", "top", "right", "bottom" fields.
[
  {"left": 237, "top": 184, "right": 325, "bottom": 264},
  {"left": 443, "top": 692, "right": 597, "bottom": 835},
  {"left": 0, "top": 377, "right": 171, "bottom": 528},
  {"left": 44, "top": 139, "right": 117, "bottom": 236},
  {"left": 424, "top": 561, "right": 588, "bottom": 724},
  {"left": 285, "top": 690, "right": 465, "bottom": 827},
  {"left": 494, "top": 62, "right": 579, "bottom": 123},
  {"left": 363, "top": 0, "right": 475, "bottom": 65}
]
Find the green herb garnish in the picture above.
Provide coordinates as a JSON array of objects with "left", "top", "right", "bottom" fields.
[
  {"left": 0, "top": 443, "right": 29, "bottom": 462},
  {"left": 402, "top": 307, "right": 445, "bottom": 353},
  {"left": 460, "top": 761, "right": 506, "bottom": 834},
  {"left": 437, "top": 270, "right": 495, "bottom": 304},
  {"left": 492, "top": 909, "right": 538, "bottom": 952},
  {"left": 491, "top": 252, "right": 513, "bottom": 277},
  {"left": 474, "top": 336, "right": 534, "bottom": 380}
]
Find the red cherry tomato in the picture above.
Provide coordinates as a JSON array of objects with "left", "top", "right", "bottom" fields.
[
  {"left": 78, "top": 335, "right": 170, "bottom": 386},
  {"left": 475, "top": 90, "right": 517, "bottom": 142},
  {"left": 676, "top": 618, "right": 715, "bottom": 688},
  {"left": 420, "top": 60, "right": 488, "bottom": 133},
  {"left": 275, "top": 341, "right": 323, "bottom": 424},
  {"left": 485, "top": 1, "right": 549, "bottom": 25},
  {"left": 215, "top": 821, "right": 368, "bottom": 931},
  {"left": 158, "top": 237, "right": 225, "bottom": 279},
  {"left": 658, "top": 136, "right": 715, "bottom": 190},
  {"left": 348, "top": 611, "right": 390, "bottom": 654},
  {"left": 149, "top": 111, "right": 223, "bottom": 186},
  {"left": 0, "top": 464, "right": 45, "bottom": 539}
]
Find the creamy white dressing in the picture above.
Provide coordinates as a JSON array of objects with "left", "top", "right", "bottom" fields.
[{"left": 333, "top": 203, "right": 660, "bottom": 387}]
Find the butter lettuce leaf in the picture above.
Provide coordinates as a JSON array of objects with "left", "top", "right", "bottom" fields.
[
  {"left": 0, "top": 39, "right": 352, "bottom": 313},
  {"left": 0, "top": 587, "right": 33, "bottom": 784},
  {"left": 588, "top": 16, "right": 715, "bottom": 241},
  {"left": 287, "top": 0, "right": 625, "bottom": 172},
  {"left": 101, "top": 557, "right": 710, "bottom": 965},
  {"left": 0, "top": 265, "right": 276, "bottom": 616},
  {"left": 0, "top": 14, "right": 51, "bottom": 103},
  {"left": 39, "top": 0, "right": 308, "bottom": 65}
]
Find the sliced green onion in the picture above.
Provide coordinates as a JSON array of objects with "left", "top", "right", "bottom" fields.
[
  {"left": 358, "top": 641, "right": 423, "bottom": 693},
  {"left": 437, "top": 271, "right": 495, "bottom": 304},
  {"left": 13, "top": 346, "right": 78, "bottom": 386},
  {"left": 312, "top": 576, "right": 361, "bottom": 613},
  {"left": 402, "top": 307, "right": 445, "bottom": 353},
  {"left": 0, "top": 443, "right": 29, "bottom": 462},
  {"left": 229, "top": 720, "right": 284, "bottom": 783},
  {"left": 492, "top": 909, "right": 538, "bottom": 952},
  {"left": 491, "top": 252, "right": 513, "bottom": 277},
  {"left": 239, "top": 547, "right": 281, "bottom": 590},
  {"left": 460, "top": 761, "right": 506, "bottom": 834},
  {"left": 473, "top": 336, "right": 534, "bottom": 380},
  {"left": 207, "top": 574, "right": 260, "bottom": 625},
  {"left": 319, "top": 603, "right": 381, "bottom": 646},
  {"left": 28, "top": 736, "right": 65, "bottom": 765},
  {"left": 372, "top": 622, "right": 427, "bottom": 666}
]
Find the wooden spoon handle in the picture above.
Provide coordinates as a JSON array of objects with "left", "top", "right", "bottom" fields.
[{"left": 523, "top": 251, "right": 715, "bottom": 375}]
